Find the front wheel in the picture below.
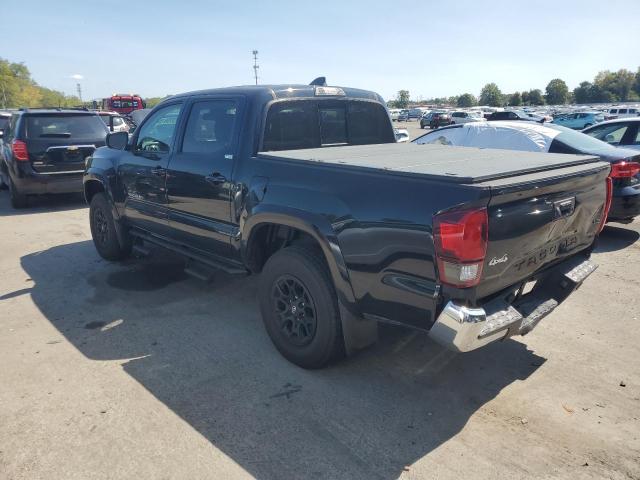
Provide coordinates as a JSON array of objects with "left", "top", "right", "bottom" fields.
[
  {"left": 89, "top": 192, "right": 132, "bottom": 260},
  {"left": 259, "top": 245, "right": 344, "bottom": 369}
]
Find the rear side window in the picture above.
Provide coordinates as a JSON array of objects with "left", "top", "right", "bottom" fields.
[
  {"left": 25, "top": 115, "right": 107, "bottom": 140},
  {"left": 619, "top": 109, "right": 628, "bottom": 114},
  {"left": 182, "top": 99, "right": 238, "bottom": 154},
  {"left": 0, "top": 117, "right": 8, "bottom": 131}
]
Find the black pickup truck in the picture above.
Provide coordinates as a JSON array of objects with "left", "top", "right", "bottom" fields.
[{"left": 84, "top": 82, "right": 612, "bottom": 368}]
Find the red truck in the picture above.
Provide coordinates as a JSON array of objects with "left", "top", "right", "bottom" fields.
[{"left": 101, "top": 94, "right": 145, "bottom": 115}]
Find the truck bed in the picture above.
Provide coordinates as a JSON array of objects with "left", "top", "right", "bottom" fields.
[{"left": 258, "top": 143, "right": 605, "bottom": 184}]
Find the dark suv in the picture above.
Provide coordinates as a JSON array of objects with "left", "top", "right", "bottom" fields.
[{"left": 0, "top": 109, "right": 108, "bottom": 208}]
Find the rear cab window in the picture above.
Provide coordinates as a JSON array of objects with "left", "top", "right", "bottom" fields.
[
  {"left": 261, "top": 99, "right": 394, "bottom": 152},
  {"left": 25, "top": 114, "right": 107, "bottom": 140}
]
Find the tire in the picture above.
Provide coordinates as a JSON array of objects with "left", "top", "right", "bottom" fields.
[
  {"left": 259, "top": 245, "right": 344, "bottom": 369},
  {"left": 8, "top": 175, "right": 28, "bottom": 208},
  {"left": 89, "top": 192, "right": 132, "bottom": 261}
]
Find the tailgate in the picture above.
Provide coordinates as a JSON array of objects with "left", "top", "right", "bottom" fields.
[
  {"left": 29, "top": 142, "right": 97, "bottom": 173},
  {"left": 476, "top": 161, "right": 610, "bottom": 298}
]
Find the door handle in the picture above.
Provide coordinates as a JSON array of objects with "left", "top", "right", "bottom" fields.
[
  {"left": 205, "top": 172, "right": 227, "bottom": 185},
  {"left": 151, "top": 167, "right": 166, "bottom": 176}
]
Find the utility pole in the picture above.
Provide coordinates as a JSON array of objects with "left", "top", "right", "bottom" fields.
[
  {"left": 76, "top": 82, "right": 83, "bottom": 104},
  {"left": 252, "top": 50, "right": 259, "bottom": 85}
]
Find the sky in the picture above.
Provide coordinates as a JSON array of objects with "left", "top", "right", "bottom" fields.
[{"left": 3, "top": 0, "right": 640, "bottom": 102}]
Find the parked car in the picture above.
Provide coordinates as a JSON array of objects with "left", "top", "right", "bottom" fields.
[
  {"left": 428, "top": 112, "right": 451, "bottom": 129},
  {"left": 605, "top": 106, "right": 639, "bottom": 120},
  {"left": 0, "top": 111, "right": 11, "bottom": 189},
  {"left": 450, "top": 111, "right": 486, "bottom": 125},
  {"left": 552, "top": 111, "right": 604, "bottom": 130},
  {"left": 487, "top": 110, "right": 541, "bottom": 122},
  {"left": 583, "top": 118, "right": 640, "bottom": 151},
  {"left": 394, "top": 127, "right": 409, "bottom": 142},
  {"left": 0, "top": 108, "right": 108, "bottom": 208},
  {"left": 408, "top": 108, "right": 423, "bottom": 120},
  {"left": 85, "top": 82, "right": 609, "bottom": 368},
  {"left": 97, "top": 111, "right": 130, "bottom": 133},
  {"left": 388, "top": 108, "right": 401, "bottom": 121},
  {"left": 414, "top": 121, "right": 639, "bottom": 223},
  {"left": 397, "top": 109, "right": 409, "bottom": 121}
]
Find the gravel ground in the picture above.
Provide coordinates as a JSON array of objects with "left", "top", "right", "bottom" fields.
[{"left": 0, "top": 185, "right": 639, "bottom": 480}]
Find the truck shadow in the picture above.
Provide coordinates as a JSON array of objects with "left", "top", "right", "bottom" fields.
[
  {"left": 18, "top": 240, "right": 545, "bottom": 480},
  {"left": 595, "top": 224, "right": 640, "bottom": 253}
]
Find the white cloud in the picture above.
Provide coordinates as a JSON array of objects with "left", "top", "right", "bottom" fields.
[{"left": 70, "top": 74, "right": 84, "bottom": 80}]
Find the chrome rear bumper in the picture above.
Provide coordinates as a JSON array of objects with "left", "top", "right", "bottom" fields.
[{"left": 429, "top": 257, "right": 597, "bottom": 352}]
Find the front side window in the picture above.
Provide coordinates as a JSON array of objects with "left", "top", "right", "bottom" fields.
[
  {"left": 584, "top": 123, "right": 629, "bottom": 145},
  {"left": 136, "top": 103, "right": 182, "bottom": 153},
  {"left": 619, "top": 109, "right": 628, "bottom": 114},
  {"left": 182, "top": 99, "right": 238, "bottom": 154}
]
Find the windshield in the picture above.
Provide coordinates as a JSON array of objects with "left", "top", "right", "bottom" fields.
[
  {"left": 545, "top": 124, "right": 620, "bottom": 155},
  {"left": 26, "top": 114, "right": 108, "bottom": 140}
]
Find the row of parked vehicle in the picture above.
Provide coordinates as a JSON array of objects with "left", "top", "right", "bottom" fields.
[
  {"left": 0, "top": 107, "right": 151, "bottom": 207},
  {"left": 0, "top": 80, "right": 636, "bottom": 370}
]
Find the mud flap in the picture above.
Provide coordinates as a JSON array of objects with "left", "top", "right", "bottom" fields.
[{"left": 339, "top": 302, "right": 378, "bottom": 356}]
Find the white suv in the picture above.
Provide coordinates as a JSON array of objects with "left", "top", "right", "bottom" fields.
[
  {"left": 450, "top": 111, "right": 486, "bottom": 124},
  {"left": 605, "top": 106, "right": 639, "bottom": 120}
]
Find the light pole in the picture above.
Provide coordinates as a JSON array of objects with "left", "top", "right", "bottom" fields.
[{"left": 252, "top": 50, "right": 259, "bottom": 85}]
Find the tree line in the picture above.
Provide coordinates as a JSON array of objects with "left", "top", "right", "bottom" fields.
[
  {"left": 0, "top": 57, "right": 82, "bottom": 109},
  {"left": 391, "top": 67, "right": 640, "bottom": 109},
  {"left": 0, "top": 57, "right": 169, "bottom": 110}
]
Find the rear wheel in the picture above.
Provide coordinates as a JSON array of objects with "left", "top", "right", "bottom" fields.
[
  {"left": 259, "top": 245, "right": 344, "bottom": 369},
  {"left": 8, "top": 176, "right": 28, "bottom": 208},
  {"left": 89, "top": 192, "right": 132, "bottom": 260}
]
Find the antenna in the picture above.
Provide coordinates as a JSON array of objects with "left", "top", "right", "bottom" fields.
[{"left": 252, "top": 50, "right": 259, "bottom": 85}]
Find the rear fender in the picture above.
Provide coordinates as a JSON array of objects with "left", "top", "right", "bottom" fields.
[{"left": 242, "top": 205, "right": 378, "bottom": 354}]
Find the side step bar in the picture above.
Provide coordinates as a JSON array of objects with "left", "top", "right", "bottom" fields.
[{"left": 129, "top": 229, "right": 248, "bottom": 277}]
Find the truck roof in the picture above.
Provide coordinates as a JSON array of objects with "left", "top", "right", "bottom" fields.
[
  {"left": 168, "top": 84, "right": 386, "bottom": 104},
  {"left": 259, "top": 143, "right": 607, "bottom": 184}
]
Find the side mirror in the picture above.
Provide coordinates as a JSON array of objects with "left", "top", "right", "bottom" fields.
[
  {"left": 0, "top": 130, "right": 4, "bottom": 139},
  {"left": 605, "top": 134, "right": 615, "bottom": 143},
  {"left": 106, "top": 131, "right": 128, "bottom": 150}
]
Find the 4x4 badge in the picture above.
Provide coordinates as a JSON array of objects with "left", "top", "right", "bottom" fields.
[{"left": 489, "top": 254, "right": 508, "bottom": 266}]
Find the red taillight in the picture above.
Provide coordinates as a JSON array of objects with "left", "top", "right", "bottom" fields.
[
  {"left": 433, "top": 207, "right": 488, "bottom": 288},
  {"left": 597, "top": 177, "right": 613, "bottom": 233},
  {"left": 610, "top": 161, "right": 640, "bottom": 178},
  {"left": 11, "top": 140, "right": 29, "bottom": 161}
]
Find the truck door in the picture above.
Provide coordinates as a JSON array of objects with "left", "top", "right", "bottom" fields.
[
  {"left": 119, "top": 102, "right": 183, "bottom": 237},
  {"left": 165, "top": 97, "right": 242, "bottom": 257}
]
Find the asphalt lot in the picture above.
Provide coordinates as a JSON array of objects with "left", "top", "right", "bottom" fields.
[{"left": 0, "top": 184, "right": 639, "bottom": 479}]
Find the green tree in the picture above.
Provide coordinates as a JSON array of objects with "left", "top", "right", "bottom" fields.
[
  {"left": 527, "top": 89, "right": 545, "bottom": 105},
  {"left": 144, "top": 96, "right": 171, "bottom": 108},
  {"left": 395, "top": 90, "right": 410, "bottom": 109},
  {"left": 508, "top": 92, "right": 522, "bottom": 106},
  {"left": 457, "top": 93, "right": 477, "bottom": 108},
  {"left": 479, "top": 83, "right": 503, "bottom": 107},
  {"left": 573, "top": 81, "right": 592, "bottom": 104},
  {"left": 545, "top": 78, "right": 569, "bottom": 105}
]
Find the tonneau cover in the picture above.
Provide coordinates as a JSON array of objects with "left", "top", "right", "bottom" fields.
[{"left": 258, "top": 143, "right": 604, "bottom": 184}]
